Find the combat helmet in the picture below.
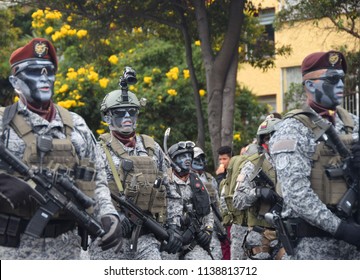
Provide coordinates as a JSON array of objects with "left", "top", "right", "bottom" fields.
[
  {"left": 100, "top": 89, "right": 140, "bottom": 114},
  {"left": 168, "top": 141, "right": 195, "bottom": 160},
  {"left": 256, "top": 117, "right": 282, "bottom": 145},
  {"left": 193, "top": 146, "right": 205, "bottom": 159}
]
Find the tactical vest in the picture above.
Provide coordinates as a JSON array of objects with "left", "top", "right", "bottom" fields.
[
  {"left": 188, "top": 172, "right": 211, "bottom": 217},
  {"left": 99, "top": 133, "right": 167, "bottom": 223},
  {"left": 220, "top": 154, "right": 249, "bottom": 226},
  {"left": 0, "top": 104, "right": 96, "bottom": 218},
  {"left": 246, "top": 153, "right": 275, "bottom": 228},
  {"left": 282, "top": 107, "right": 354, "bottom": 206}
]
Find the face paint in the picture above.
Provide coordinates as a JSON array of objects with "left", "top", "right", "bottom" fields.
[
  {"left": 174, "top": 152, "right": 193, "bottom": 172},
  {"left": 110, "top": 107, "right": 139, "bottom": 134},
  {"left": 15, "top": 63, "right": 55, "bottom": 104},
  {"left": 192, "top": 156, "right": 206, "bottom": 171},
  {"left": 308, "top": 69, "right": 344, "bottom": 109}
]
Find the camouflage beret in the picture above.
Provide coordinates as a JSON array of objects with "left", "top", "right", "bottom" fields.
[
  {"left": 9, "top": 38, "right": 58, "bottom": 75},
  {"left": 301, "top": 50, "right": 347, "bottom": 76}
]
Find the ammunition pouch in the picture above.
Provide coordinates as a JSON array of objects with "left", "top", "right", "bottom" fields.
[{"left": 0, "top": 213, "right": 76, "bottom": 247}]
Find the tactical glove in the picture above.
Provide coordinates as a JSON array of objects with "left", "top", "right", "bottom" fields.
[
  {"left": 334, "top": 220, "right": 360, "bottom": 247},
  {"left": 182, "top": 226, "right": 196, "bottom": 245},
  {"left": 99, "top": 214, "right": 123, "bottom": 252},
  {"left": 256, "top": 187, "right": 278, "bottom": 204},
  {"left": 119, "top": 213, "right": 132, "bottom": 238},
  {"left": 161, "top": 226, "right": 183, "bottom": 254},
  {"left": 196, "top": 227, "right": 212, "bottom": 249},
  {"left": 350, "top": 141, "right": 360, "bottom": 170},
  {"left": 0, "top": 173, "right": 42, "bottom": 209}
]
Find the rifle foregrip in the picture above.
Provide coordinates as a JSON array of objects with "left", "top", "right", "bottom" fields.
[{"left": 64, "top": 201, "right": 104, "bottom": 238}]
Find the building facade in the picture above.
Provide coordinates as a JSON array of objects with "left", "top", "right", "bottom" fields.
[{"left": 237, "top": 0, "right": 359, "bottom": 114}]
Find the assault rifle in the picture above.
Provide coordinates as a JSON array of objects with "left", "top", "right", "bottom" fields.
[
  {"left": 324, "top": 125, "right": 360, "bottom": 221},
  {"left": 0, "top": 141, "right": 105, "bottom": 249},
  {"left": 180, "top": 206, "right": 214, "bottom": 260},
  {"left": 110, "top": 192, "right": 170, "bottom": 245}
]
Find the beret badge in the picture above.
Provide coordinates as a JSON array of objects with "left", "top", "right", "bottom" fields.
[
  {"left": 33, "top": 42, "right": 48, "bottom": 58},
  {"left": 328, "top": 52, "right": 339, "bottom": 67}
]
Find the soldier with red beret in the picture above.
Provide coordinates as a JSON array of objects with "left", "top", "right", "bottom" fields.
[
  {"left": 268, "top": 50, "right": 360, "bottom": 259},
  {"left": 0, "top": 38, "right": 123, "bottom": 259}
]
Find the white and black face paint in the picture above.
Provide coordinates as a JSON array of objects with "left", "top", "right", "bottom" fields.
[
  {"left": 174, "top": 152, "right": 193, "bottom": 172},
  {"left": 9, "top": 62, "right": 55, "bottom": 104},
  {"left": 192, "top": 155, "right": 206, "bottom": 171},
  {"left": 109, "top": 107, "right": 139, "bottom": 134},
  {"left": 312, "top": 69, "right": 345, "bottom": 109}
]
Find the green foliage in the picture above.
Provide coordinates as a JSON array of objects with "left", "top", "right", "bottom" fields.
[
  {"left": 283, "top": 82, "right": 306, "bottom": 112},
  {"left": 232, "top": 86, "right": 269, "bottom": 154}
]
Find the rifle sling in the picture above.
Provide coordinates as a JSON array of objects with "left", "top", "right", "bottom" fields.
[{"left": 101, "top": 141, "right": 124, "bottom": 193}]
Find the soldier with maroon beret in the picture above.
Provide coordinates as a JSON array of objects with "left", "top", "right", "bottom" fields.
[
  {"left": 0, "top": 38, "right": 123, "bottom": 259},
  {"left": 268, "top": 50, "right": 360, "bottom": 259}
]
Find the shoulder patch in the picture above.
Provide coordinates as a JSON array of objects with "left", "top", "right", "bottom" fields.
[{"left": 271, "top": 139, "right": 297, "bottom": 154}]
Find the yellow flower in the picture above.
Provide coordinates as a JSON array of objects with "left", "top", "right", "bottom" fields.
[
  {"left": 166, "top": 67, "right": 179, "bottom": 80},
  {"left": 66, "top": 71, "right": 78, "bottom": 80},
  {"left": 32, "top": 10, "right": 44, "bottom": 19},
  {"left": 88, "top": 71, "right": 99, "bottom": 83},
  {"left": 45, "top": 26, "right": 54, "bottom": 35},
  {"left": 99, "top": 77, "right": 110, "bottom": 88},
  {"left": 129, "top": 85, "right": 137, "bottom": 92},
  {"left": 68, "top": 29, "right": 77, "bottom": 36},
  {"left": 199, "top": 89, "right": 206, "bottom": 97},
  {"left": 51, "top": 31, "right": 62, "bottom": 41},
  {"left": 77, "top": 29, "right": 88, "bottom": 39},
  {"left": 77, "top": 68, "right": 86, "bottom": 75},
  {"left": 59, "top": 84, "right": 69, "bottom": 93},
  {"left": 57, "top": 100, "right": 76, "bottom": 109},
  {"left": 233, "top": 133, "right": 241, "bottom": 142},
  {"left": 167, "top": 89, "right": 177, "bottom": 96},
  {"left": 143, "top": 76, "right": 152, "bottom": 84},
  {"left": 67, "top": 16, "right": 72, "bottom": 22},
  {"left": 96, "top": 128, "right": 106, "bottom": 135},
  {"left": 110, "top": 22, "right": 116, "bottom": 29},
  {"left": 108, "top": 55, "right": 119, "bottom": 65},
  {"left": 195, "top": 40, "right": 201, "bottom": 46},
  {"left": 45, "top": 10, "right": 62, "bottom": 20},
  {"left": 183, "top": 69, "right": 190, "bottom": 79}
]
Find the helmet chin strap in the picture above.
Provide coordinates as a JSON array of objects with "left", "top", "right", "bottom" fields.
[{"left": 174, "top": 166, "right": 190, "bottom": 177}]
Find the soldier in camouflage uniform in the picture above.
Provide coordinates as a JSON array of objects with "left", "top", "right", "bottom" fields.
[
  {"left": 233, "top": 115, "right": 282, "bottom": 260},
  {"left": 168, "top": 141, "right": 214, "bottom": 260},
  {"left": 89, "top": 86, "right": 183, "bottom": 260},
  {"left": 191, "top": 146, "right": 223, "bottom": 259},
  {"left": 269, "top": 51, "right": 360, "bottom": 259},
  {"left": 0, "top": 38, "right": 122, "bottom": 259}
]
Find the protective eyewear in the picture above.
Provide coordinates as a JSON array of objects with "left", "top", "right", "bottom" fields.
[
  {"left": 22, "top": 65, "right": 56, "bottom": 77},
  {"left": 306, "top": 75, "right": 345, "bottom": 85},
  {"left": 178, "top": 141, "right": 195, "bottom": 149},
  {"left": 111, "top": 108, "right": 138, "bottom": 118}
]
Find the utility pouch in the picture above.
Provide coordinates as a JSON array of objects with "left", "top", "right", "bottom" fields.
[{"left": 0, "top": 214, "right": 24, "bottom": 247}]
